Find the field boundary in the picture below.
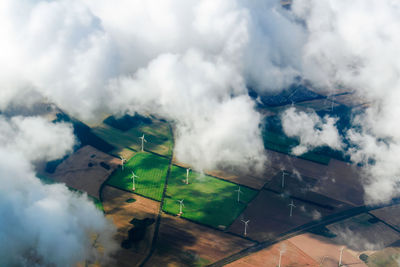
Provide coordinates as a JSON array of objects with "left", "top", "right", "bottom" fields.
[
  {"left": 139, "top": 125, "right": 174, "bottom": 267},
  {"left": 159, "top": 208, "right": 259, "bottom": 244},
  {"left": 172, "top": 163, "right": 260, "bottom": 191},
  {"left": 367, "top": 212, "right": 400, "bottom": 234},
  {"left": 207, "top": 199, "right": 400, "bottom": 267},
  {"left": 264, "top": 187, "right": 340, "bottom": 210}
]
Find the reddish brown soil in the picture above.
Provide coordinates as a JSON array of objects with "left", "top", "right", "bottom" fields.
[
  {"left": 102, "top": 186, "right": 159, "bottom": 267},
  {"left": 52, "top": 145, "right": 120, "bottom": 199},
  {"left": 228, "top": 190, "right": 336, "bottom": 242},
  {"left": 226, "top": 240, "right": 318, "bottom": 267},
  {"left": 145, "top": 213, "right": 255, "bottom": 266},
  {"left": 289, "top": 233, "right": 367, "bottom": 267}
]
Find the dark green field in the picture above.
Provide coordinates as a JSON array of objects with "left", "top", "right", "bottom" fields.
[
  {"left": 106, "top": 152, "right": 169, "bottom": 201},
  {"left": 263, "top": 131, "right": 331, "bottom": 165},
  {"left": 162, "top": 166, "right": 258, "bottom": 228},
  {"left": 92, "top": 117, "right": 173, "bottom": 157}
]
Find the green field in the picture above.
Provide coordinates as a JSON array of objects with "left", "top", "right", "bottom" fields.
[
  {"left": 92, "top": 119, "right": 173, "bottom": 157},
  {"left": 107, "top": 152, "right": 169, "bottom": 201},
  {"left": 162, "top": 166, "right": 258, "bottom": 228},
  {"left": 263, "top": 131, "right": 331, "bottom": 165}
]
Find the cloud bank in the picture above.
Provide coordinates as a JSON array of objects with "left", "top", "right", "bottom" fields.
[
  {"left": 0, "top": 0, "right": 302, "bottom": 172},
  {"left": 281, "top": 107, "right": 343, "bottom": 156},
  {"left": 0, "top": 116, "right": 117, "bottom": 266},
  {"left": 290, "top": 0, "right": 400, "bottom": 203},
  {"left": 1, "top": 5, "right": 400, "bottom": 264}
]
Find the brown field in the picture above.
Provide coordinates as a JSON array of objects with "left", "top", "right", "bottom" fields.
[
  {"left": 228, "top": 190, "right": 334, "bottom": 242},
  {"left": 332, "top": 93, "right": 369, "bottom": 108},
  {"left": 326, "top": 214, "right": 400, "bottom": 252},
  {"left": 313, "top": 159, "right": 364, "bottom": 206},
  {"left": 268, "top": 151, "right": 364, "bottom": 206},
  {"left": 294, "top": 92, "right": 368, "bottom": 111},
  {"left": 52, "top": 145, "right": 120, "bottom": 199},
  {"left": 226, "top": 240, "right": 318, "bottom": 267},
  {"left": 145, "top": 213, "right": 255, "bottom": 267},
  {"left": 101, "top": 186, "right": 159, "bottom": 267},
  {"left": 267, "top": 150, "right": 330, "bottom": 182},
  {"left": 265, "top": 171, "right": 353, "bottom": 212},
  {"left": 370, "top": 204, "right": 400, "bottom": 232},
  {"left": 205, "top": 168, "right": 277, "bottom": 190},
  {"left": 171, "top": 159, "right": 277, "bottom": 190},
  {"left": 289, "top": 233, "right": 367, "bottom": 267}
]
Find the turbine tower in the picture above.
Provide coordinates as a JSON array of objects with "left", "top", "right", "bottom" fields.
[
  {"left": 325, "top": 94, "right": 335, "bottom": 112},
  {"left": 178, "top": 199, "right": 184, "bottom": 215},
  {"left": 120, "top": 156, "right": 126, "bottom": 171},
  {"left": 241, "top": 219, "right": 250, "bottom": 236},
  {"left": 288, "top": 200, "right": 296, "bottom": 217},
  {"left": 278, "top": 249, "right": 283, "bottom": 267},
  {"left": 339, "top": 247, "right": 344, "bottom": 266},
  {"left": 131, "top": 171, "right": 139, "bottom": 191},
  {"left": 139, "top": 134, "right": 147, "bottom": 152},
  {"left": 186, "top": 168, "right": 191, "bottom": 185},
  {"left": 235, "top": 186, "right": 243, "bottom": 203}
]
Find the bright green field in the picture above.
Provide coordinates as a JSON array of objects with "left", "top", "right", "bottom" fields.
[
  {"left": 92, "top": 119, "right": 173, "bottom": 157},
  {"left": 162, "top": 166, "right": 258, "bottom": 228},
  {"left": 106, "top": 152, "right": 169, "bottom": 201}
]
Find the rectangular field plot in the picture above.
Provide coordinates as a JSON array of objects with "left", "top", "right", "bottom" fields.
[
  {"left": 162, "top": 166, "right": 258, "bottom": 228},
  {"left": 263, "top": 131, "right": 331, "bottom": 165},
  {"left": 107, "top": 152, "right": 169, "bottom": 201},
  {"left": 92, "top": 116, "right": 173, "bottom": 157}
]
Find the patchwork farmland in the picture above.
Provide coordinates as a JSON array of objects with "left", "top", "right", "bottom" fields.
[
  {"left": 43, "top": 97, "right": 399, "bottom": 267},
  {"left": 107, "top": 152, "right": 169, "bottom": 201},
  {"left": 162, "top": 165, "right": 258, "bottom": 228}
]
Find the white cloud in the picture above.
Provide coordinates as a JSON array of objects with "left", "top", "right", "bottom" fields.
[
  {"left": 0, "top": 116, "right": 117, "bottom": 266},
  {"left": 281, "top": 107, "right": 343, "bottom": 156},
  {"left": 0, "top": 0, "right": 307, "bottom": 172},
  {"left": 0, "top": 116, "right": 76, "bottom": 162},
  {"left": 291, "top": 0, "right": 400, "bottom": 203}
]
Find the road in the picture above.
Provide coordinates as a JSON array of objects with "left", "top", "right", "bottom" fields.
[{"left": 208, "top": 200, "right": 400, "bottom": 267}]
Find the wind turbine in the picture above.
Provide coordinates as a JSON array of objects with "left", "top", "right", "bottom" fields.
[
  {"left": 339, "top": 247, "right": 344, "bottom": 266},
  {"left": 278, "top": 249, "right": 283, "bottom": 267},
  {"left": 139, "top": 134, "right": 147, "bottom": 152},
  {"left": 120, "top": 156, "right": 126, "bottom": 171},
  {"left": 235, "top": 186, "right": 243, "bottom": 203},
  {"left": 186, "top": 168, "right": 191, "bottom": 185},
  {"left": 131, "top": 171, "right": 139, "bottom": 191},
  {"left": 178, "top": 199, "right": 184, "bottom": 215},
  {"left": 288, "top": 200, "right": 296, "bottom": 217},
  {"left": 241, "top": 219, "right": 250, "bottom": 236},
  {"left": 325, "top": 94, "right": 335, "bottom": 112}
]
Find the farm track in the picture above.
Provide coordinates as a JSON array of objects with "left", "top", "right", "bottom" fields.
[
  {"left": 207, "top": 199, "right": 400, "bottom": 267},
  {"left": 139, "top": 125, "right": 174, "bottom": 267}
]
